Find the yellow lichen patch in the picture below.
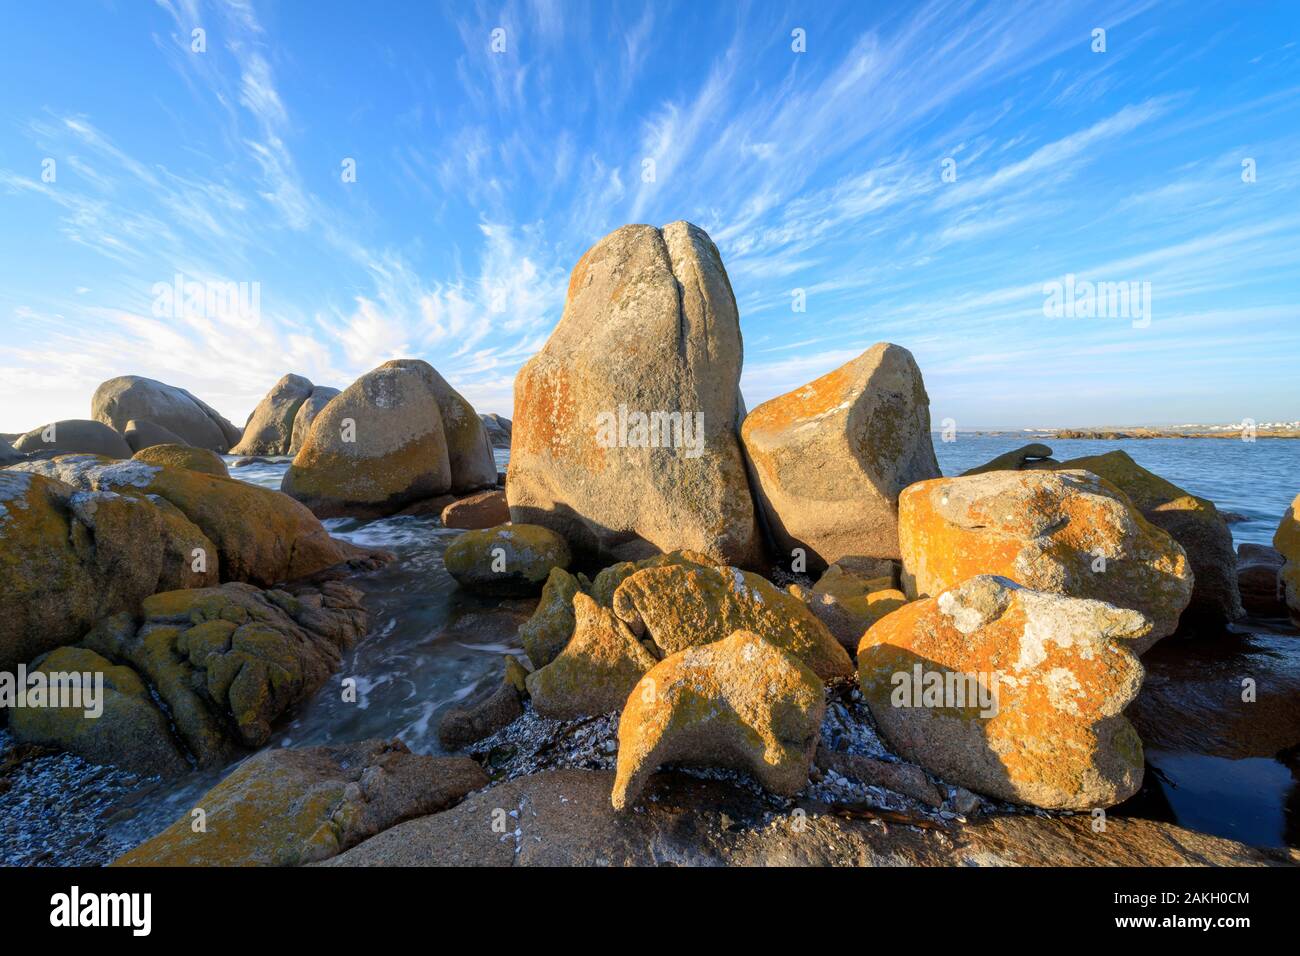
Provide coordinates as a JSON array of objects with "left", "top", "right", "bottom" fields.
[
  {"left": 132, "top": 443, "right": 229, "bottom": 478},
  {"left": 526, "top": 593, "right": 656, "bottom": 720},
  {"left": 1275, "top": 494, "right": 1300, "bottom": 623},
  {"left": 744, "top": 363, "right": 856, "bottom": 437},
  {"left": 612, "top": 630, "right": 826, "bottom": 809},
  {"left": 611, "top": 563, "right": 853, "bottom": 682}
]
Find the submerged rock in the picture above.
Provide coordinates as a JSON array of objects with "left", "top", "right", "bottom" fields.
[
  {"left": 741, "top": 343, "right": 941, "bottom": 572},
  {"left": 132, "top": 442, "right": 229, "bottom": 477},
  {"left": 92, "top": 376, "right": 242, "bottom": 453},
  {"left": 961, "top": 442, "right": 1058, "bottom": 476},
  {"left": 507, "top": 221, "right": 762, "bottom": 567},
  {"left": 1237, "top": 542, "right": 1287, "bottom": 618},
  {"left": 113, "top": 739, "right": 487, "bottom": 866},
  {"left": 858, "top": 575, "right": 1148, "bottom": 809},
  {"left": 438, "top": 679, "right": 524, "bottom": 752},
  {"left": 443, "top": 523, "right": 571, "bottom": 597},
  {"left": 898, "top": 470, "right": 1192, "bottom": 654},
  {"left": 610, "top": 563, "right": 854, "bottom": 682},
  {"left": 612, "top": 631, "right": 826, "bottom": 810}
]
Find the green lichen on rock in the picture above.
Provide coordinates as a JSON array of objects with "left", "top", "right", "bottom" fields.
[
  {"left": 132, "top": 443, "right": 230, "bottom": 478},
  {"left": 73, "top": 581, "right": 369, "bottom": 771},
  {"left": 518, "top": 567, "right": 584, "bottom": 668},
  {"left": 8, "top": 645, "right": 189, "bottom": 776},
  {"left": 443, "top": 523, "right": 571, "bottom": 596},
  {"left": 112, "top": 739, "right": 487, "bottom": 866},
  {"left": 526, "top": 593, "right": 656, "bottom": 720}
]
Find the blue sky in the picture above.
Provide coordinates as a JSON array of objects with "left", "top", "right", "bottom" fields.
[{"left": 0, "top": 0, "right": 1297, "bottom": 433}]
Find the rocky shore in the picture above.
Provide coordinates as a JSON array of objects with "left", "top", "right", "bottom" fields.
[{"left": 3, "top": 220, "right": 1299, "bottom": 868}]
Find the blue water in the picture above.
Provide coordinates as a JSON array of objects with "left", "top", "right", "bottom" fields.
[{"left": 933, "top": 435, "right": 1298, "bottom": 548}]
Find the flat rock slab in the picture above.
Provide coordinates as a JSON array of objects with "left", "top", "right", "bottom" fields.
[{"left": 322, "top": 768, "right": 1292, "bottom": 867}]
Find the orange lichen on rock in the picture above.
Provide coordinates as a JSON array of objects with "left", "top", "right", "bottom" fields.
[
  {"left": 857, "top": 575, "right": 1148, "bottom": 809},
  {"left": 899, "top": 470, "right": 1192, "bottom": 653}
]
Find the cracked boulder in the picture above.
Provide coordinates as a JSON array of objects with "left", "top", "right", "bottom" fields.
[{"left": 506, "top": 221, "right": 762, "bottom": 568}]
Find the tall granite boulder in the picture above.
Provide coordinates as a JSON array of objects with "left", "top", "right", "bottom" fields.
[
  {"left": 898, "top": 470, "right": 1193, "bottom": 654},
  {"left": 282, "top": 363, "right": 452, "bottom": 518},
  {"left": 507, "top": 221, "right": 762, "bottom": 568},
  {"left": 289, "top": 387, "right": 340, "bottom": 456},
  {"left": 230, "top": 373, "right": 316, "bottom": 456},
  {"left": 378, "top": 360, "right": 496, "bottom": 492},
  {"left": 740, "top": 343, "right": 940, "bottom": 573},
  {"left": 13, "top": 419, "right": 132, "bottom": 459},
  {"left": 92, "top": 376, "right": 242, "bottom": 452}
]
